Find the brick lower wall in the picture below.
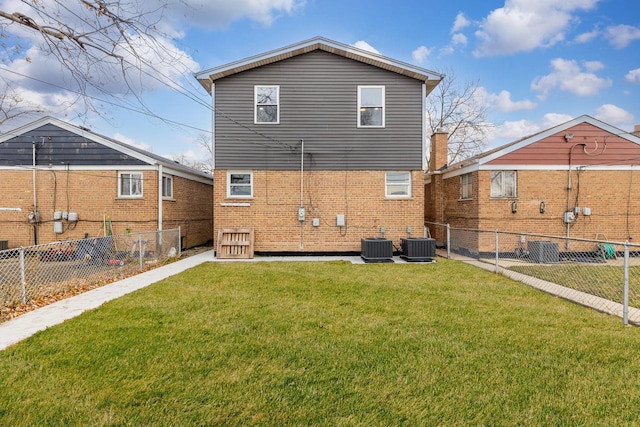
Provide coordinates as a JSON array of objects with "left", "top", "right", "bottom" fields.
[
  {"left": 0, "top": 169, "right": 212, "bottom": 249},
  {"left": 425, "top": 169, "right": 640, "bottom": 253},
  {"left": 214, "top": 170, "right": 425, "bottom": 253}
]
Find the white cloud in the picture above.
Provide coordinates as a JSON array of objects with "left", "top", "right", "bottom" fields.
[
  {"left": 604, "top": 24, "right": 640, "bottom": 49},
  {"left": 451, "top": 33, "right": 468, "bottom": 46},
  {"left": 473, "top": 0, "right": 600, "bottom": 57},
  {"left": 165, "top": 0, "right": 304, "bottom": 29},
  {"left": 113, "top": 133, "right": 153, "bottom": 152},
  {"left": 594, "top": 104, "right": 634, "bottom": 126},
  {"left": 574, "top": 29, "right": 599, "bottom": 44},
  {"left": 451, "top": 12, "right": 471, "bottom": 33},
  {"left": 353, "top": 41, "right": 380, "bottom": 54},
  {"left": 412, "top": 46, "right": 432, "bottom": 63},
  {"left": 488, "top": 113, "right": 574, "bottom": 146},
  {"left": 477, "top": 87, "right": 537, "bottom": 112},
  {"left": 531, "top": 58, "right": 612, "bottom": 99},
  {"left": 625, "top": 68, "right": 640, "bottom": 84},
  {"left": 583, "top": 60, "right": 605, "bottom": 72}
]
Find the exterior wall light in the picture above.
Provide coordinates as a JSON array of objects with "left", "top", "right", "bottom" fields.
[
  {"left": 511, "top": 200, "right": 517, "bottom": 214},
  {"left": 539, "top": 201, "right": 546, "bottom": 214}
]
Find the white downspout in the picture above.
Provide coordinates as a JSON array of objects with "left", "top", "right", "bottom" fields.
[
  {"left": 299, "top": 139, "right": 304, "bottom": 250},
  {"left": 158, "top": 163, "right": 163, "bottom": 231}
]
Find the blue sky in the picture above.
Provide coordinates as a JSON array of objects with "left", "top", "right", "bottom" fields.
[{"left": 1, "top": 0, "right": 639, "bottom": 163}]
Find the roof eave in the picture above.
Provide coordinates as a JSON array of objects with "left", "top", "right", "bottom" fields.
[{"left": 195, "top": 37, "right": 444, "bottom": 93}]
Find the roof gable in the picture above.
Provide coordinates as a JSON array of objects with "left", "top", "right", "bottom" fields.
[
  {"left": 195, "top": 37, "right": 443, "bottom": 95},
  {"left": 448, "top": 116, "right": 640, "bottom": 174},
  {"left": 0, "top": 117, "right": 212, "bottom": 181}
]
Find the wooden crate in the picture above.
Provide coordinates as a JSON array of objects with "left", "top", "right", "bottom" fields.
[{"left": 217, "top": 228, "right": 254, "bottom": 259}]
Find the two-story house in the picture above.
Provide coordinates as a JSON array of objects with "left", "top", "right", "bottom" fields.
[{"left": 195, "top": 37, "right": 443, "bottom": 253}]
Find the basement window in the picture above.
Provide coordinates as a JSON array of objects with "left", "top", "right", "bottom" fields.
[
  {"left": 118, "top": 172, "right": 143, "bottom": 198},
  {"left": 385, "top": 171, "right": 411, "bottom": 198},
  {"left": 490, "top": 171, "right": 517, "bottom": 198},
  {"left": 228, "top": 172, "right": 253, "bottom": 198}
]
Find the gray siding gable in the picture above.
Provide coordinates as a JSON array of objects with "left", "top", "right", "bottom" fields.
[
  {"left": 0, "top": 123, "right": 147, "bottom": 167},
  {"left": 214, "top": 50, "right": 425, "bottom": 170}
]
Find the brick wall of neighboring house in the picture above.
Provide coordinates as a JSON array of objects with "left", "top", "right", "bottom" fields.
[
  {"left": 162, "top": 175, "right": 213, "bottom": 249},
  {"left": 0, "top": 169, "right": 212, "bottom": 249},
  {"left": 426, "top": 168, "right": 640, "bottom": 253},
  {"left": 214, "top": 169, "right": 425, "bottom": 253}
]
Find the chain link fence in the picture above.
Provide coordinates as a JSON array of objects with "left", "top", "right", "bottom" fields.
[
  {"left": 426, "top": 222, "right": 640, "bottom": 325},
  {"left": 0, "top": 229, "right": 181, "bottom": 313}
]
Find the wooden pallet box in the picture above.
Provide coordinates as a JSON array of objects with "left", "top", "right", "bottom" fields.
[{"left": 217, "top": 229, "right": 254, "bottom": 259}]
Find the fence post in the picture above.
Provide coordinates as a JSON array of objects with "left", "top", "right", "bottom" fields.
[
  {"left": 19, "top": 248, "right": 26, "bottom": 304},
  {"left": 623, "top": 241, "right": 629, "bottom": 326},
  {"left": 446, "top": 224, "right": 451, "bottom": 259},
  {"left": 495, "top": 230, "right": 500, "bottom": 273},
  {"left": 138, "top": 234, "right": 143, "bottom": 270}
]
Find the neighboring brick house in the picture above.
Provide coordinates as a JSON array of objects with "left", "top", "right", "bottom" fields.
[
  {"left": 195, "top": 37, "right": 443, "bottom": 253},
  {"left": 425, "top": 115, "right": 640, "bottom": 253},
  {"left": 0, "top": 117, "right": 213, "bottom": 249}
]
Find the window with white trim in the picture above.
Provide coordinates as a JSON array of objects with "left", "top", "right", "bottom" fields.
[
  {"left": 255, "top": 85, "right": 279, "bottom": 124},
  {"left": 162, "top": 175, "right": 173, "bottom": 199},
  {"left": 460, "top": 173, "right": 472, "bottom": 199},
  {"left": 227, "top": 172, "right": 253, "bottom": 198},
  {"left": 385, "top": 172, "right": 411, "bottom": 198},
  {"left": 490, "top": 171, "right": 517, "bottom": 198},
  {"left": 358, "top": 86, "right": 385, "bottom": 127},
  {"left": 118, "top": 172, "right": 143, "bottom": 198}
]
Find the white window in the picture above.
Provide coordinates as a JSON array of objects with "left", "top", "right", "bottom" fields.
[
  {"left": 118, "top": 172, "right": 143, "bottom": 198},
  {"left": 255, "top": 85, "right": 279, "bottom": 124},
  {"left": 228, "top": 172, "right": 253, "bottom": 198},
  {"left": 490, "top": 171, "right": 517, "bottom": 198},
  {"left": 385, "top": 172, "right": 411, "bottom": 198},
  {"left": 162, "top": 175, "right": 173, "bottom": 199},
  {"left": 358, "top": 86, "right": 385, "bottom": 128},
  {"left": 460, "top": 173, "right": 472, "bottom": 199}
]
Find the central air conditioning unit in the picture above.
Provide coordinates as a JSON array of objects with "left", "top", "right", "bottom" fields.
[
  {"left": 361, "top": 238, "right": 394, "bottom": 263},
  {"left": 400, "top": 238, "right": 436, "bottom": 262},
  {"left": 527, "top": 241, "right": 559, "bottom": 264}
]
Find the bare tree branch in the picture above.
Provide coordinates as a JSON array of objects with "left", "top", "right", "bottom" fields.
[{"left": 426, "top": 68, "right": 494, "bottom": 167}]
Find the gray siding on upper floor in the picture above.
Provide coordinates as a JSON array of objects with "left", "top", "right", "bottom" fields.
[
  {"left": 0, "top": 124, "right": 147, "bottom": 167},
  {"left": 214, "top": 50, "right": 424, "bottom": 170}
]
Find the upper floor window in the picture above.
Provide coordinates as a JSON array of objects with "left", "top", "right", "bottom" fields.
[
  {"left": 255, "top": 85, "right": 279, "bottom": 124},
  {"left": 490, "top": 171, "right": 517, "bottom": 198},
  {"left": 460, "top": 173, "right": 472, "bottom": 199},
  {"left": 358, "top": 86, "right": 385, "bottom": 128},
  {"left": 228, "top": 172, "right": 253, "bottom": 198},
  {"left": 385, "top": 171, "right": 411, "bottom": 198},
  {"left": 118, "top": 172, "right": 143, "bottom": 198},
  {"left": 162, "top": 175, "right": 173, "bottom": 199}
]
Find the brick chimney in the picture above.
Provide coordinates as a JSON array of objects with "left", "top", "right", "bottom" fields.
[
  {"left": 633, "top": 125, "right": 640, "bottom": 138},
  {"left": 429, "top": 130, "right": 449, "bottom": 173}
]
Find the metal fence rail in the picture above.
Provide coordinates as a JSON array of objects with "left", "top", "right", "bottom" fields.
[
  {"left": 0, "top": 229, "right": 181, "bottom": 312},
  {"left": 425, "top": 222, "right": 640, "bottom": 325}
]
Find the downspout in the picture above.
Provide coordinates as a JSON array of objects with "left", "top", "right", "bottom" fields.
[
  {"left": 422, "top": 83, "right": 427, "bottom": 171},
  {"left": 157, "top": 163, "right": 163, "bottom": 231},
  {"left": 32, "top": 140, "right": 38, "bottom": 245},
  {"left": 299, "top": 139, "right": 304, "bottom": 250}
]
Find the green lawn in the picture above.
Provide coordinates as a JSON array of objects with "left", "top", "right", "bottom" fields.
[{"left": 1, "top": 259, "right": 640, "bottom": 426}]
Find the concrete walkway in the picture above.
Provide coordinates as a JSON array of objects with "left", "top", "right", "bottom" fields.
[{"left": 0, "top": 250, "right": 215, "bottom": 351}]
